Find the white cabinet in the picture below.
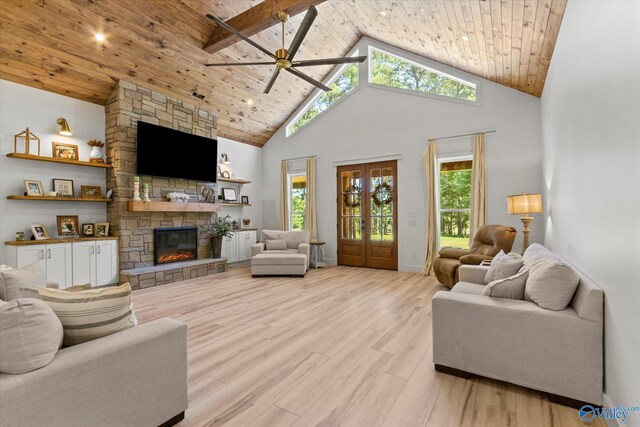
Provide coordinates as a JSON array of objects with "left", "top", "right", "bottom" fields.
[
  {"left": 8, "top": 239, "right": 119, "bottom": 289},
  {"left": 72, "top": 240, "right": 119, "bottom": 287},
  {"left": 9, "top": 243, "right": 72, "bottom": 288},
  {"left": 221, "top": 230, "right": 256, "bottom": 263}
]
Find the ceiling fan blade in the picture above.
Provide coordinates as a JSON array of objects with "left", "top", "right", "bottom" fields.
[
  {"left": 292, "top": 56, "right": 368, "bottom": 67},
  {"left": 286, "top": 68, "right": 331, "bottom": 92},
  {"left": 286, "top": 6, "right": 318, "bottom": 61},
  {"left": 205, "top": 14, "right": 276, "bottom": 60},
  {"left": 264, "top": 68, "right": 281, "bottom": 94},
  {"left": 205, "top": 61, "right": 275, "bottom": 67}
]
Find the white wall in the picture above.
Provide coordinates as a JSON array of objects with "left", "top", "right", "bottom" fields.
[
  {"left": 541, "top": 0, "right": 640, "bottom": 417},
  {"left": 262, "top": 48, "right": 543, "bottom": 271},
  {"left": 217, "top": 137, "right": 263, "bottom": 231},
  {"left": 0, "top": 80, "right": 106, "bottom": 263}
]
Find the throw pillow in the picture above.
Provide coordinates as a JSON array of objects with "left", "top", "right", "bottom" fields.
[
  {"left": 524, "top": 262, "right": 579, "bottom": 310},
  {"left": 484, "top": 251, "right": 523, "bottom": 284},
  {"left": 18, "top": 283, "right": 93, "bottom": 299},
  {"left": 482, "top": 270, "right": 529, "bottom": 300},
  {"left": 0, "top": 262, "right": 43, "bottom": 301},
  {"left": 266, "top": 239, "right": 287, "bottom": 250},
  {"left": 36, "top": 282, "right": 138, "bottom": 347},
  {"left": 0, "top": 298, "right": 63, "bottom": 374}
]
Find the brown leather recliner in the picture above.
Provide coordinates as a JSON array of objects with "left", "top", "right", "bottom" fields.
[{"left": 434, "top": 225, "right": 517, "bottom": 288}]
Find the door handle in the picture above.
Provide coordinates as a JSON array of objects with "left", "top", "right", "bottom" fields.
[
  {"left": 47, "top": 249, "right": 51, "bottom": 259},
  {"left": 361, "top": 219, "right": 366, "bottom": 230},
  {"left": 40, "top": 249, "right": 44, "bottom": 259},
  {"left": 97, "top": 245, "right": 101, "bottom": 255},
  {"left": 91, "top": 245, "right": 95, "bottom": 254}
]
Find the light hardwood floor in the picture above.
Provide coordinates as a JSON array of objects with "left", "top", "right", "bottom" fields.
[{"left": 132, "top": 265, "right": 601, "bottom": 427}]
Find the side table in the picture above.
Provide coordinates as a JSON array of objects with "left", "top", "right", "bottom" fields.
[{"left": 309, "top": 241, "right": 326, "bottom": 269}]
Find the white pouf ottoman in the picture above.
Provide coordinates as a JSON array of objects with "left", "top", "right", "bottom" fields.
[{"left": 251, "top": 254, "right": 307, "bottom": 277}]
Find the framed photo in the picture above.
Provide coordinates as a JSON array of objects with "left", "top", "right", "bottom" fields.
[
  {"left": 81, "top": 185, "right": 102, "bottom": 198},
  {"left": 95, "top": 222, "right": 110, "bottom": 237},
  {"left": 241, "top": 195, "right": 249, "bottom": 204},
  {"left": 56, "top": 215, "right": 79, "bottom": 236},
  {"left": 222, "top": 187, "right": 237, "bottom": 201},
  {"left": 52, "top": 142, "right": 79, "bottom": 160},
  {"left": 23, "top": 180, "right": 44, "bottom": 196},
  {"left": 82, "top": 223, "right": 94, "bottom": 237},
  {"left": 31, "top": 224, "right": 50, "bottom": 240},
  {"left": 241, "top": 218, "right": 252, "bottom": 229},
  {"left": 52, "top": 179, "right": 74, "bottom": 196}
]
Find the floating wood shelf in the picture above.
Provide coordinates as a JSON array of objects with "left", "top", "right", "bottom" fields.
[
  {"left": 7, "top": 153, "right": 110, "bottom": 168},
  {"left": 220, "top": 203, "right": 252, "bottom": 207},
  {"left": 218, "top": 177, "right": 251, "bottom": 184},
  {"left": 7, "top": 195, "right": 111, "bottom": 202},
  {"left": 5, "top": 237, "right": 118, "bottom": 246},
  {"left": 128, "top": 200, "right": 220, "bottom": 212}
]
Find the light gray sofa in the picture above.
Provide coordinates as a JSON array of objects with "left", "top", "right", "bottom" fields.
[
  {"left": 251, "top": 230, "right": 310, "bottom": 275},
  {"left": 0, "top": 318, "right": 188, "bottom": 427},
  {"left": 432, "top": 244, "right": 603, "bottom": 406}
]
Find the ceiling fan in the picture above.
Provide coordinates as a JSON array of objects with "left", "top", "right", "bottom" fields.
[{"left": 204, "top": 6, "right": 366, "bottom": 94}]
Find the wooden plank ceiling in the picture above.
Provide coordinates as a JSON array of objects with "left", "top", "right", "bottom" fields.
[{"left": 0, "top": 0, "right": 566, "bottom": 147}]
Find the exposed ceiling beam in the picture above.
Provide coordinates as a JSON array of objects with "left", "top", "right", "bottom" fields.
[{"left": 203, "top": 0, "right": 326, "bottom": 54}]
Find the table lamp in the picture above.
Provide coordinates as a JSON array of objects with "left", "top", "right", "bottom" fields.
[{"left": 507, "top": 193, "right": 542, "bottom": 253}]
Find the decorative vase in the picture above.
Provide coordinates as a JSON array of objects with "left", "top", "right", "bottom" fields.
[
  {"left": 211, "top": 237, "right": 223, "bottom": 258},
  {"left": 133, "top": 179, "right": 141, "bottom": 201},
  {"left": 89, "top": 146, "right": 104, "bottom": 163}
]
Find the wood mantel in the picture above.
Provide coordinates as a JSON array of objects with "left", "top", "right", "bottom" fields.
[{"left": 127, "top": 201, "right": 221, "bottom": 213}]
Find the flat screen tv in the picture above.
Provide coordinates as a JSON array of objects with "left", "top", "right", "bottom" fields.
[{"left": 136, "top": 121, "right": 217, "bottom": 182}]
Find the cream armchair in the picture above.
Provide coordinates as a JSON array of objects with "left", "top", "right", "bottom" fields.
[{"left": 251, "top": 230, "right": 310, "bottom": 271}]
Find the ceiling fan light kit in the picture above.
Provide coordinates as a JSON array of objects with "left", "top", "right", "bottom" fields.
[{"left": 204, "top": 6, "right": 366, "bottom": 94}]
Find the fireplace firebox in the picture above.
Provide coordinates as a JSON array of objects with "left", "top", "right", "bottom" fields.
[{"left": 154, "top": 227, "right": 198, "bottom": 265}]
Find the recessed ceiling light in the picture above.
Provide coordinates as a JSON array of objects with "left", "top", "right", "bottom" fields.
[
  {"left": 95, "top": 33, "right": 105, "bottom": 42},
  {"left": 380, "top": 11, "right": 387, "bottom": 16},
  {"left": 461, "top": 35, "right": 469, "bottom": 41},
  {"left": 246, "top": 99, "right": 253, "bottom": 105}
]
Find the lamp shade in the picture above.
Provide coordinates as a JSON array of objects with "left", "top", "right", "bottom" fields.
[
  {"left": 57, "top": 118, "right": 72, "bottom": 136},
  {"left": 507, "top": 193, "right": 542, "bottom": 215}
]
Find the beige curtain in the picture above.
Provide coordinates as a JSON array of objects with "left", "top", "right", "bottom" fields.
[
  {"left": 469, "top": 134, "right": 487, "bottom": 242},
  {"left": 279, "top": 160, "right": 289, "bottom": 231},
  {"left": 304, "top": 157, "right": 318, "bottom": 241},
  {"left": 421, "top": 139, "right": 439, "bottom": 276}
]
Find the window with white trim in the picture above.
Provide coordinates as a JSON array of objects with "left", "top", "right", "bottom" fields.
[
  {"left": 289, "top": 174, "right": 306, "bottom": 230},
  {"left": 438, "top": 157, "right": 473, "bottom": 249},
  {"left": 286, "top": 59, "right": 359, "bottom": 136},
  {"left": 369, "top": 46, "right": 476, "bottom": 101}
]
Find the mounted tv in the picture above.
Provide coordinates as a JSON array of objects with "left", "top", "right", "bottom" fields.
[{"left": 136, "top": 121, "right": 217, "bottom": 182}]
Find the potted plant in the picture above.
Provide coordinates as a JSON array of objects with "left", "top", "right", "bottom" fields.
[{"left": 203, "top": 219, "right": 233, "bottom": 258}]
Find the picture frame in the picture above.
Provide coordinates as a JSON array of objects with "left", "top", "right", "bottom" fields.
[
  {"left": 52, "top": 178, "right": 74, "bottom": 196},
  {"left": 95, "top": 222, "right": 110, "bottom": 237},
  {"left": 241, "top": 218, "right": 252, "bottom": 229},
  {"left": 82, "top": 223, "right": 94, "bottom": 237},
  {"left": 23, "top": 180, "right": 44, "bottom": 196},
  {"left": 31, "top": 224, "right": 50, "bottom": 240},
  {"left": 56, "top": 215, "right": 79, "bottom": 236},
  {"left": 52, "top": 142, "right": 79, "bottom": 160},
  {"left": 241, "top": 195, "right": 249, "bottom": 204},
  {"left": 222, "top": 187, "right": 237, "bottom": 201},
  {"left": 81, "top": 185, "right": 102, "bottom": 198}
]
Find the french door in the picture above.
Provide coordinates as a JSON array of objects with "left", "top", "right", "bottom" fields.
[{"left": 337, "top": 160, "right": 398, "bottom": 270}]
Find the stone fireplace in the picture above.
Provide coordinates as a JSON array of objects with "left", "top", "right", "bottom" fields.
[
  {"left": 106, "top": 80, "right": 227, "bottom": 289},
  {"left": 154, "top": 227, "right": 198, "bottom": 265}
]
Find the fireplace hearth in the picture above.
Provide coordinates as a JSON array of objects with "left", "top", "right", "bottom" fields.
[{"left": 154, "top": 227, "right": 198, "bottom": 265}]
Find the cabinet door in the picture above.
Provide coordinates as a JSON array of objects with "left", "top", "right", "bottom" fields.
[
  {"left": 96, "top": 240, "right": 119, "bottom": 286},
  {"left": 238, "top": 231, "right": 253, "bottom": 261},
  {"left": 221, "top": 236, "right": 230, "bottom": 260},
  {"left": 228, "top": 233, "right": 239, "bottom": 263},
  {"left": 15, "top": 245, "right": 47, "bottom": 285},
  {"left": 72, "top": 241, "right": 96, "bottom": 286},
  {"left": 46, "top": 243, "right": 73, "bottom": 288}
]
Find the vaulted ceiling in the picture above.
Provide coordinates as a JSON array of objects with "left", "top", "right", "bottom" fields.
[{"left": 0, "top": 0, "right": 566, "bottom": 146}]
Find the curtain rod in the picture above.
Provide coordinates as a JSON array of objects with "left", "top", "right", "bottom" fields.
[
  {"left": 282, "top": 155, "right": 317, "bottom": 162},
  {"left": 430, "top": 129, "right": 496, "bottom": 142}
]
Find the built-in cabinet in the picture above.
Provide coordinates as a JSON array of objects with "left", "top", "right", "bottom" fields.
[
  {"left": 221, "top": 230, "right": 256, "bottom": 263},
  {"left": 7, "top": 238, "right": 119, "bottom": 288}
]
